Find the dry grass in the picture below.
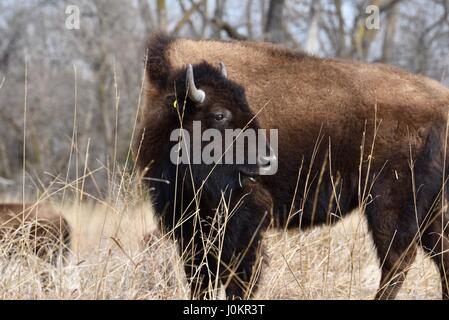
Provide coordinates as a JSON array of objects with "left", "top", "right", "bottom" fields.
[
  {"left": 0, "top": 66, "right": 443, "bottom": 298},
  {"left": 0, "top": 198, "right": 441, "bottom": 300}
]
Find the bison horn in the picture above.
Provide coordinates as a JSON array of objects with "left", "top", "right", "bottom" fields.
[
  {"left": 186, "top": 64, "right": 205, "bottom": 104},
  {"left": 219, "top": 62, "right": 228, "bottom": 78}
]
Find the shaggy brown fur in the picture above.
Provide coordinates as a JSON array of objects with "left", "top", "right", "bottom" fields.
[
  {"left": 136, "top": 33, "right": 449, "bottom": 300},
  {"left": 0, "top": 203, "right": 71, "bottom": 264}
]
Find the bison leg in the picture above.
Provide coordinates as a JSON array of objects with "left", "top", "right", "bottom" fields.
[
  {"left": 366, "top": 183, "right": 418, "bottom": 300},
  {"left": 182, "top": 225, "right": 264, "bottom": 300},
  {"left": 184, "top": 252, "right": 218, "bottom": 299},
  {"left": 374, "top": 238, "right": 417, "bottom": 300},
  {"left": 219, "top": 185, "right": 271, "bottom": 300},
  {"left": 220, "top": 214, "right": 269, "bottom": 298},
  {"left": 220, "top": 232, "right": 266, "bottom": 300},
  {"left": 180, "top": 228, "right": 218, "bottom": 299},
  {"left": 420, "top": 209, "right": 449, "bottom": 300}
]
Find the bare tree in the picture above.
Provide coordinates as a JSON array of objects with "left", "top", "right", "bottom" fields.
[
  {"left": 381, "top": 2, "right": 398, "bottom": 63},
  {"left": 305, "top": 1, "right": 320, "bottom": 54},
  {"left": 138, "top": 0, "right": 155, "bottom": 35},
  {"left": 334, "top": 0, "right": 346, "bottom": 56},
  {"left": 264, "top": 0, "right": 285, "bottom": 43},
  {"left": 211, "top": 0, "right": 226, "bottom": 38},
  {"left": 157, "top": 0, "right": 168, "bottom": 31}
]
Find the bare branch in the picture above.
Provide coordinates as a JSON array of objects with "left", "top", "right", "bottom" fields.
[{"left": 210, "top": 18, "right": 248, "bottom": 40}]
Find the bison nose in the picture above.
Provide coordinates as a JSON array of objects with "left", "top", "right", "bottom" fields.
[
  {"left": 258, "top": 154, "right": 275, "bottom": 166},
  {"left": 257, "top": 152, "right": 278, "bottom": 175}
]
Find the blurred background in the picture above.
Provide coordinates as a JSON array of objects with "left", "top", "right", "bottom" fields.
[{"left": 0, "top": 0, "right": 448, "bottom": 200}]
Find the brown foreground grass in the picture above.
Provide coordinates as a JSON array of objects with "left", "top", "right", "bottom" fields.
[{"left": 0, "top": 197, "right": 441, "bottom": 300}]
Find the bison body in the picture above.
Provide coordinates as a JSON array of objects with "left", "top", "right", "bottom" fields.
[
  {"left": 0, "top": 203, "right": 71, "bottom": 264},
  {"left": 135, "top": 33, "right": 449, "bottom": 299}
]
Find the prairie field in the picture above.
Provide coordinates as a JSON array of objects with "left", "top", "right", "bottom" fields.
[
  {"left": 0, "top": 196, "right": 441, "bottom": 300},
  {"left": 1, "top": 0, "right": 449, "bottom": 301}
]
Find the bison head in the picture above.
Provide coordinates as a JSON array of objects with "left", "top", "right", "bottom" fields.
[{"left": 163, "top": 62, "right": 276, "bottom": 194}]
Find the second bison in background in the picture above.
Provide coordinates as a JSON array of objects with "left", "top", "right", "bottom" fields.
[
  {"left": 0, "top": 203, "right": 71, "bottom": 264},
  {"left": 135, "top": 33, "right": 449, "bottom": 300}
]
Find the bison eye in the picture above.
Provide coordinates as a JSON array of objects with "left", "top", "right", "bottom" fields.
[
  {"left": 213, "top": 113, "right": 225, "bottom": 122},
  {"left": 210, "top": 109, "right": 231, "bottom": 125}
]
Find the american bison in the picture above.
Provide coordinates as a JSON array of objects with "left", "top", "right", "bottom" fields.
[
  {"left": 0, "top": 203, "right": 71, "bottom": 264},
  {"left": 134, "top": 33, "right": 449, "bottom": 300}
]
